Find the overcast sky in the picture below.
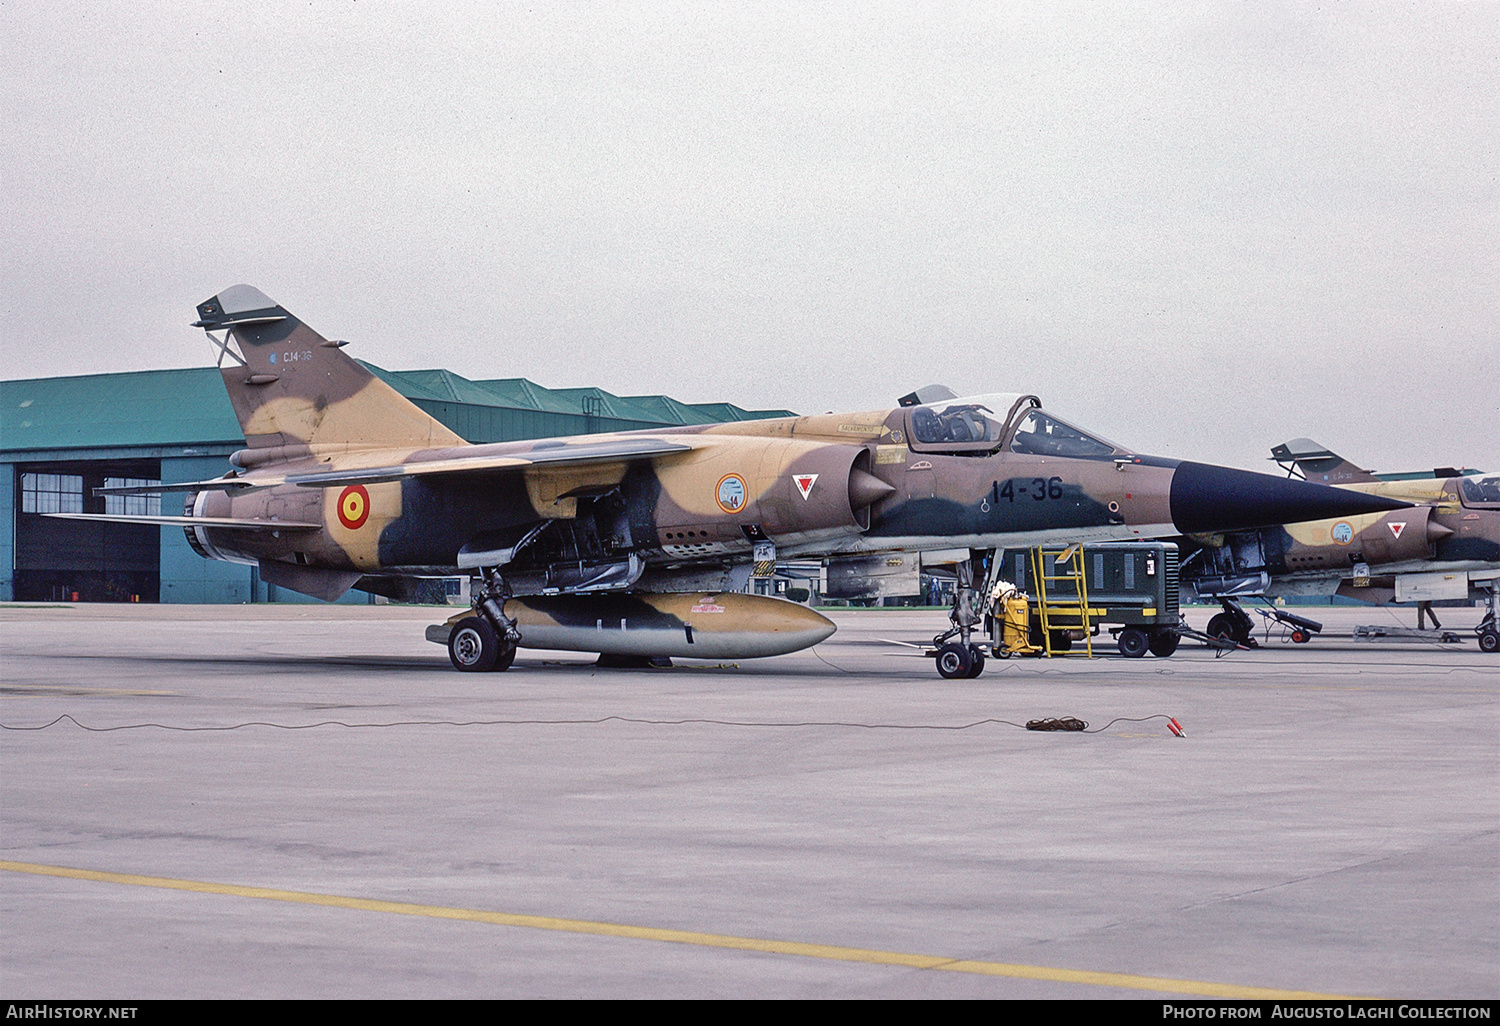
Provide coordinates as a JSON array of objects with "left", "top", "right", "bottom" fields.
[{"left": 3, "top": 1, "right": 1496, "bottom": 473}]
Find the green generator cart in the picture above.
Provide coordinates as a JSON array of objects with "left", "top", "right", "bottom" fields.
[{"left": 997, "top": 542, "right": 1182, "bottom": 657}]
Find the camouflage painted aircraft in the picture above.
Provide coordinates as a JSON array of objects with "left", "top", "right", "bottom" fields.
[
  {"left": 1179, "top": 438, "right": 1500, "bottom": 652},
  {"left": 54, "top": 286, "right": 1410, "bottom": 675}
]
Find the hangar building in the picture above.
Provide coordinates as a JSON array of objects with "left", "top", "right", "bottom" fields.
[{"left": 1, "top": 365, "right": 791, "bottom": 603}]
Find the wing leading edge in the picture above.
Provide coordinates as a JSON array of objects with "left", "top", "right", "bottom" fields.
[
  {"left": 283, "top": 438, "right": 697, "bottom": 488},
  {"left": 95, "top": 439, "right": 699, "bottom": 495},
  {"left": 43, "top": 513, "right": 321, "bottom": 530}
]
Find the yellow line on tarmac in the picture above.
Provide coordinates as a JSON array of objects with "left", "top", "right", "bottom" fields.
[{"left": 1, "top": 860, "right": 1351, "bottom": 999}]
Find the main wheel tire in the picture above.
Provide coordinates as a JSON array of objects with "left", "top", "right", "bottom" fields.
[
  {"left": 489, "top": 641, "right": 517, "bottom": 671},
  {"left": 1206, "top": 613, "right": 1237, "bottom": 643},
  {"left": 965, "top": 644, "right": 986, "bottom": 678},
  {"left": 936, "top": 642, "right": 973, "bottom": 679},
  {"left": 449, "top": 617, "right": 500, "bottom": 672},
  {"left": 1147, "top": 630, "right": 1180, "bottom": 657},
  {"left": 1117, "top": 627, "right": 1149, "bottom": 658},
  {"left": 1048, "top": 631, "right": 1073, "bottom": 652},
  {"left": 1480, "top": 629, "right": 1500, "bottom": 654}
]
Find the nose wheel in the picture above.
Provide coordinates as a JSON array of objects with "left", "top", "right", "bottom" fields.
[{"left": 935, "top": 642, "right": 987, "bottom": 679}]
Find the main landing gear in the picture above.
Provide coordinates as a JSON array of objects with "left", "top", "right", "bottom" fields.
[
  {"left": 448, "top": 567, "right": 521, "bottom": 672},
  {"left": 1205, "top": 598, "right": 1257, "bottom": 648}
]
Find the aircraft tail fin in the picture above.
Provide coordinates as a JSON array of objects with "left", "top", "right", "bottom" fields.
[
  {"left": 1269, "top": 438, "right": 1378, "bottom": 484},
  {"left": 194, "top": 285, "right": 466, "bottom": 454}
]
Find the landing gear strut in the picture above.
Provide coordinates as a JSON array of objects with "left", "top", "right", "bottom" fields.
[
  {"left": 448, "top": 567, "right": 521, "bottom": 672},
  {"left": 932, "top": 549, "right": 993, "bottom": 679}
]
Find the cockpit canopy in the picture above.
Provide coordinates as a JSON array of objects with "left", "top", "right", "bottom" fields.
[
  {"left": 902, "top": 393, "right": 1123, "bottom": 458},
  {"left": 908, "top": 398, "right": 1009, "bottom": 446},
  {"left": 1459, "top": 474, "right": 1500, "bottom": 509}
]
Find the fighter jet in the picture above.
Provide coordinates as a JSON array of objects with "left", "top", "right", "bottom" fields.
[
  {"left": 1179, "top": 439, "right": 1500, "bottom": 652},
  {"left": 53, "top": 286, "right": 1410, "bottom": 674}
]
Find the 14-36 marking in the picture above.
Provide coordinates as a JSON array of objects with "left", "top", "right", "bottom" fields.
[{"left": 997, "top": 477, "right": 1064, "bottom": 502}]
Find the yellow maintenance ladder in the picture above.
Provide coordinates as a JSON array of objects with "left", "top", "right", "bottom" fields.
[{"left": 1028, "top": 544, "right": 1094, "bottom": 657}]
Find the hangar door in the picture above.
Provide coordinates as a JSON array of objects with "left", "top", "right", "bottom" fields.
[{"left": 13, "top": 460, "right": 162, "bottom": 602}]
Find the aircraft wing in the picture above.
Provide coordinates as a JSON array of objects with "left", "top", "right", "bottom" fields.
[
  {"left": 44, "top": 513, "right": 320, "bottom": 531},
  {"left": 93, "top": 477, "right": 263, "bottom": 495},
  {"left": 284, "top": 438, "right": 696, "bottom": 488},
  {"left": 82, "top": 439, "right": 698, "bottom": 496}
]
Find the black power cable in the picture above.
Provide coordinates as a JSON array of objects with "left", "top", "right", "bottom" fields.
[{"left": 2, "top": 711, "right": 1186, "bottom": 736}]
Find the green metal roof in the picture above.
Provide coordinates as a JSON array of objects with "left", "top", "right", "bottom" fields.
[
  {"left": 684, "top": 402, "right": 763, "bottom": 422},
  {"left": 2, "top": 365, "right": 795, "bottom": 456},
  {"left": 372, "top": 368, "right": 793, "bottom": 425},
  {"left": 548, "top": 387, "right": 656, "bottom": 423},
  {"left": 466, "top": 377, "right": 590, "bottom": 416},
  {"left": 615, "top": 395, "right": 697, "bottom": 425},
  {"left": 1, "top": 368, "right": 242, "bottom": 452},
  {"left": 357, "top": 365, "right": 466, "bottom": 403}
]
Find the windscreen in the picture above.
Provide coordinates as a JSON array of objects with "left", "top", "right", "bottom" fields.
[{"left": 1008, "top": 411, "right": 1118, "bottom": 458}]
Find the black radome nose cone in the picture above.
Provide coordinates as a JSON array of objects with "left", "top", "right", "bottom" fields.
[{"left": 1169, "top": 461, "right": 1410, "bottom": 534}]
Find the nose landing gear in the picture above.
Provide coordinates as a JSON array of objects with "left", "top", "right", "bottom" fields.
[{"left": 930, "top": 550, "right": 994, "bottom": 678}]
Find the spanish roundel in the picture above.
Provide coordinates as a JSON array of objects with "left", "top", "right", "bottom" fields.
[{"left": 337, "top": 484, "right": 371, "bottom": 530}]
